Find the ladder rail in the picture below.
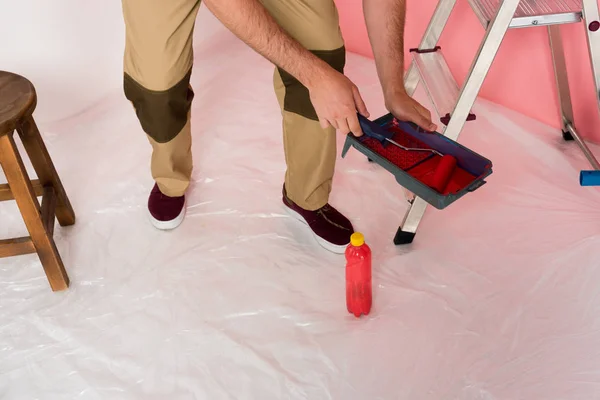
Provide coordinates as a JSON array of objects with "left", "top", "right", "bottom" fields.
[
  {"left": 397, "top": 196, "right": 428, "bottom": 238},
  {"left": 567, "top": 123, "right": 600, "bottom": 170},
  {"left": 445, "top": 0, "right": 522, "bottom": 141},
  {"left": 577, "top": 0, "right": 600, "bottom": 171},
  {"left": 582, "top": 0, "right": 600, "bottom": 116},
  {"left": 550, "top": 0, "right": 600, "bottom": 172},
  {"left": 548, "top": 24, "right": 576, "bottom": 131}
]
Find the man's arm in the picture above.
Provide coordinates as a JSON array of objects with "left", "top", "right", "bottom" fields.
[
  {"left": 363, "top": 0, "right": 407, "bottom": 96},
  {"left": 362, "top": 0, "right": 437, "bottom": 131},
  {"left": 203, "top": 0, "right": 369, "bottom": 135}
]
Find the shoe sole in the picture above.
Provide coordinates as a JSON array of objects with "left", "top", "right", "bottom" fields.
[
  {"left": 284, "top": 206, "right": 348, "bottom": 254},
  {"left": 148, "top": 200, "right": 186, "bottom": 231}
]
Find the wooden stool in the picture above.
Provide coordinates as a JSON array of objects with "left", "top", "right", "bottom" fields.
[{"left": 0, "top": 71, "right": 75, "bottom": 291}]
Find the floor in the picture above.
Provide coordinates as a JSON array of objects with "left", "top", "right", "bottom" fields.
[{"left": 3, "top": 13, "right": 600, "bottom": 400}]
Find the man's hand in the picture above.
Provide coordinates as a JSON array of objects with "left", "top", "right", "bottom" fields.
[
  {"left": 385, "top": 89, "right": 437, "bottom": 132},
  {"left": 306, "top": 67, "right": 370, "bottom": 136},
  {"left": 202, "top": 0, "right": 369, "bottom": 136}
]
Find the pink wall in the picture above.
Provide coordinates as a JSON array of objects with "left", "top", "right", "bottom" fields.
[{"left": 336, "top": 0, "right": 600, "bottom": 141}]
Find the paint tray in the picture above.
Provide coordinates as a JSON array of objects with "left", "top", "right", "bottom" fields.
[{"left": 341, "top": 113, "right": 493, "bottom": 210}]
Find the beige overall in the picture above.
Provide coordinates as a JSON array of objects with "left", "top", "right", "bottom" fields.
[{"left": 122, "top": 0, "right": 345, "bottom": 210}]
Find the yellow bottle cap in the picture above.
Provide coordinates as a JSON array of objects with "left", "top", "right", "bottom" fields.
[{"left": 350, "top": 232, "right": 365, "bottom": 247}]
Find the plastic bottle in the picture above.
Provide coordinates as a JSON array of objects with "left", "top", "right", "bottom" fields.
[{"left": 345, "top": 232, "right": 372, "bottom": 318}]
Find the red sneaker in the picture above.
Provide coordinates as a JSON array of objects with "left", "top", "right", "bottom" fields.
[
  {"left": 148, "top": 184, "right": 186, "bottom": 230},
  {"left": 282, "top": 186, "right": 354, "bottom": 254}
]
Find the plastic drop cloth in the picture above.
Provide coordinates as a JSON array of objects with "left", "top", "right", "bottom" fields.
[{"left": 3, "top": 7, "right": 600, "bottom": 400}]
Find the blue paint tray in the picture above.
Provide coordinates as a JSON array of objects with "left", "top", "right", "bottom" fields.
[{"left": 341, "top": 113, "right": 493, "bottom": 210}]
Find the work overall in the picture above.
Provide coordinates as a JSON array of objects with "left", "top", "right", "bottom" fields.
[{"left": 122, "top": 0, "right": 345, "bottom": 211}]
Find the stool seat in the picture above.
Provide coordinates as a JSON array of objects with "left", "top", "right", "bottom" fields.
[{"left": 0, "top": 71, "right": 36, "bottom": 135}]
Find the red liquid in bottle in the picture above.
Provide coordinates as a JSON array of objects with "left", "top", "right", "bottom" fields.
[{"left": 345, "top": 232, "right": 372, "bottom": 318}]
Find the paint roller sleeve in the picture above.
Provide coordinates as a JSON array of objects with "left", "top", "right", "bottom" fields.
[{"left": 429, "top": 154, "right": 458, "bottom": 193}]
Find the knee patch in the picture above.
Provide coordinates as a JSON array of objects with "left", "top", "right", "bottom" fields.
[
  {"left": 124, "top": 70, "right": 194, "bottom": 144},
  {"left": 277, "top": 46, "right": 346, "bottom": 121}
]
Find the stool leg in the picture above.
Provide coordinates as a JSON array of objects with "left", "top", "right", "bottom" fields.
[
  {"left": 16, "top": 116, "right": 75, "bottom": 227},
  {"left": 0, "top": 133, "right": 69, "bottom": 291}
]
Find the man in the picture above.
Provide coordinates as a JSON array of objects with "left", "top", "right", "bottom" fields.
[{"left": 121, "top": 0, "right": 436, "bottom": 254}]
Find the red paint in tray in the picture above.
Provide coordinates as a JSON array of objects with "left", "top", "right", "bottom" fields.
[{"left": 360, "top": 124, "right": 477, "bottom": 195}]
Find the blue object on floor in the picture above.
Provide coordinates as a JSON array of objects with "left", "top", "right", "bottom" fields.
[{"left": 579, "top": 170, "right": 600, "bottom": 186}]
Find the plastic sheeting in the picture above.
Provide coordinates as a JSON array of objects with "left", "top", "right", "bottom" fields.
[{"left": 3, "top": 9, "right": 600, "bottom": 400}]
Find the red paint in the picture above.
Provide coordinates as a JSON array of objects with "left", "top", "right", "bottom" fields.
[
  {"left": 345, "top": 233, "right": 372, "bottom": 318},
  {"left": 590, "top": 21, "right": 600, "bottom": 32},
  {"left": 335, "top": 0, "right": 600, "bottom": 142},
  {"left": 361, "top": 127, "right": 477, "bottom": 194},
  {"left": 407, "top": 154, "right": 476, "bottom": 194}
]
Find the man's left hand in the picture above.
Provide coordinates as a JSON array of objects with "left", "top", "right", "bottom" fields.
[{"left": 385, "top": 90, "right": 438, "bottom": 132}]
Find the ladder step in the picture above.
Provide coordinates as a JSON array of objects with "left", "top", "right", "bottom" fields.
[
  {"left": 410, "top": 47, "right": 475, "bottom": 126},
  {"left": 468, "top": 0, "right": 583, "bottom": 29}
]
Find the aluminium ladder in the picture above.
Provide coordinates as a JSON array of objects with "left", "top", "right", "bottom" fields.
[{"left": 394, "top": 0, "right": 600, "bottom": 245}]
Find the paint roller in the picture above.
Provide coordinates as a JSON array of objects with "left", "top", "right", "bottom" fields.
[
  {"left": 358, "top": 119, "right": 457, "bottom": 193},
  {"left": 430, "top": 153, "right": 457, "bottom": 193}
]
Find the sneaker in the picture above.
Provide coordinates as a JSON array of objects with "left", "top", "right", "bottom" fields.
[
  {"left": 282, "top": 186, "right": 354, "bottom": 254},
  {"left": 148, "top": 184, "right": 186, "bottom": 230}
]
